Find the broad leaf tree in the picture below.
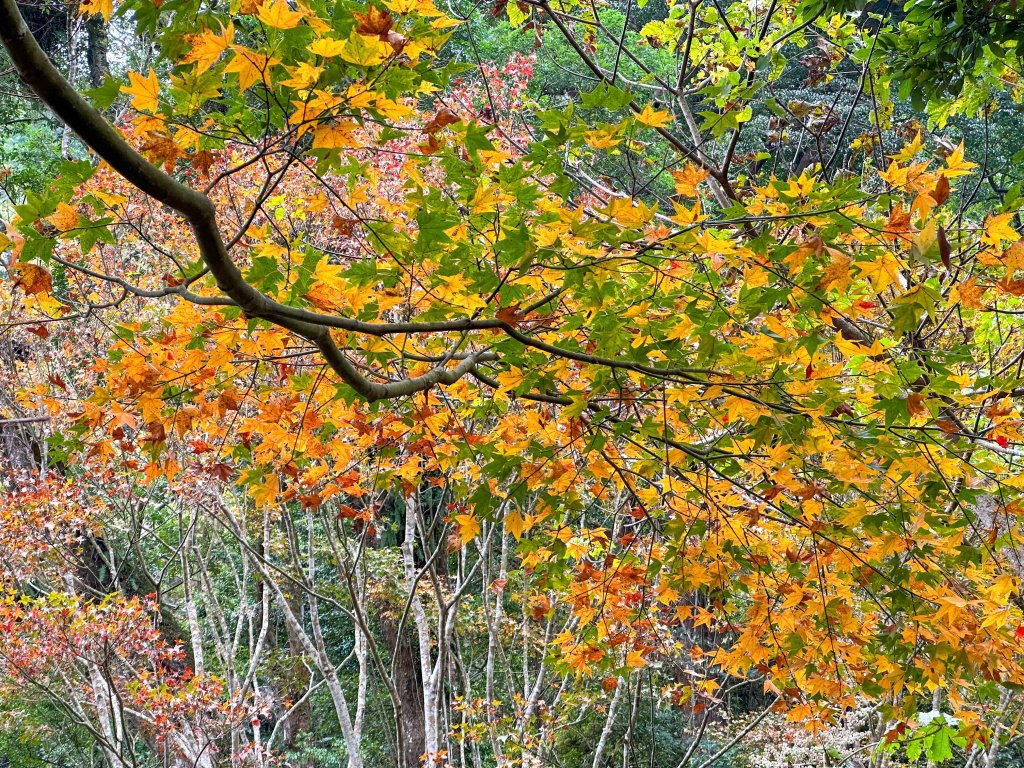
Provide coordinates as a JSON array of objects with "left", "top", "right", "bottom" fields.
[{"left": 2, "top": 0, "right": 1024, "bottom": 766}]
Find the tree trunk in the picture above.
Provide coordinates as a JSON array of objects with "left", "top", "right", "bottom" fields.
[
  {"left": 382, "top": 615, "right": 426, "bottom": 768},
  {"left": 281, "top": 592, "right": 313, "bottom": 753},
  {"left": 85, "top": 15, "right": 109, "bottom": 87}
]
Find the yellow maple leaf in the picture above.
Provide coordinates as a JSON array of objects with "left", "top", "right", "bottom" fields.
[
  {"left": 635, "top": 104, "right": 673, "bottom": 128},
  {"left": 877, "top": 160, "right": 908, "bottom": 187},
  {"left": 856, "top": 253, "right": 902, "bottom": 293},
  {"left": 470, "top": 183, "right": 515, "bottom": 215},
  {"left": 48, "top": 202, "right": 79, "bottom": 232},
  {"left": 604, "top": 196, "right": 656, "bottom": 228},
  {"left": 295, "top": 0, "right": 332, "bottom": 32},
  {"left": 386, "top": 0, "right": 444, "bottom": 15},
  {"left": 374, "top": 96, "right": 415, "bottom": 121},
  {"left": 79, "top": 0, "right": 113, "bottom": 20},
  {"left": 432, "top": 273, "right": 487, "bottom": 310},
  {"left": 670, "top": 163, "right": 710, "bottom": 197},
  {"left": 944, "top": 141, "right": 978, "bottom": 178},
  {"left": 280, "top": 62, "right": 324, "bottom": 89},
  {"left": 982, "top": 211, "right": 1020, "bottom": 248},
  {"left": 625, "top": 649, "right": 648, "bottom": 668},
  {"left": 121, "top": 69, "right": 161, "bottom": 113},
  {"left": 454, "top": 513, "right": 481, "bottom": 544},
  {"left": 817, "top": 252, "right": 852, "bottom": 292},
  {"left": 890, "top": 132, "right": 923, "bottom": 163},
  {"left": 670, "top": 199, "right": 704, "bottom": 226},
  {"left": 504, "top": 510, "right": 529, "bottom": 539},
  {"left": 431, "top": 14, "right": 462, "bottom": 27},
  {"left": 225, "top": 47, "right": 278, "bottom": 91},
  {"left": 311, "top": 121, "right": 359, "bottom": 149},
  {"left": 257, "top": 0, "right": 305, "bottom": 28},
  {"left": 585, "top": 125, "right": 624, "bottom": 150},
  {"left": 495, "top": 366, "right": 525, "bottom": 391},
  {"left": 250, "top": 474, "right": 280, "bottom": 507},
  {"left": 744, "top": 264, "right": 769, "bottom": 288},
  {"left": 308, "top": 38, "right": 348, "bottom": 57},
  {"left": 182, "top": 22, "right": 234, "bottom": 70}
]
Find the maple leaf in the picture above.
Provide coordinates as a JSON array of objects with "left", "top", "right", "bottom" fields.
[
  {"left": 311, "top": 121, "right": 359, "bottom": 149},
  {"left": 280, "top": 61, "right": 324, "bottom": 88},
  {"left": 906, "top": 393, "right": 928, "bottom": 418},
  {"left": 670, "top": 164, "right": 710, "bottom": 197},
  {"left": 385, "top": 30, "right": 408, "bottom": 54},
  {"left": 817, "top": 253, "right": 852, "bottom": 292},
  {"left": 856, "top": 253, "right": 902, "bottom": 292},
  {"left": 604, "top": 196, "right": 656, "bottom": 227},
  {"left": 950, "top": 277, "right": 984, "bottom": 309},
  {"left": 122, "top": 69, "right": 161, "bottom": 113},
  {"left": 47, "top": 202, "right": 79, "bottom": 231},
  {"left": 418, "top": 134, "right": 442, "bottom": 154},
  {"left": 423, "top": 107, "right": 461, "bottom": 133},
  {"left": 304, "top": 259, "right": 367, "bottom": 313},
  {"left": 338, "top": 32, "right": 388, "bottom": 67},
  {"left": 944, "top": 141, "right": 978, "bottom": 178},
  {"left": 353, "top": 6, "right": 394, "bottom": 38},
  {"left": 496, "top": 304, "right": 532, "bottom": 328},
  {"left": 783, "top": 235, "right": 823, "bottom": 271},
  {"left": 584, "top": 125, "right": 624, "bottom": 150},
  {"left": 890, "top": 132, "right": 923, "bottom": 163},
  {"left": 331, "top": 216, "right": 358, "bottom": 235},
  {"left": 140, "top": 134, "right": 182, "bottom": 173},
  {"left": 635, "top": 104, "right": 672, "bottom": 128},
  {"left": 188, "top": 150, "right": 218, "bottom": 177},
  {"left": 13, "top": 262, "right": 52, "bottom": 295},
  {"left": 250, "top": 474, "right": 280, "bottom": 506},
  {"left": 529, "top": 594, "right": 551, "bottom": 621},
  {"left": 256, "top": 0, "right": 305, "bottom": 28},
  {"left": 930, "top": 175, "right": 950, "bottom": 206},
  {"left": 225, "top": 47, "right": 277, "bottom": 91},
  {"left": 504, "top": 509, "right": 528, "bottom": 539},
  {"left": 454, "top": 513, "right": 481, "bottom": 545},
  {"left": 982, "top": 212, "right": 1020, "bottom": 248},
  {"left": 885, "top": 204, "right": 913, "bottom": 242},
  {"left": 308, "top": 38, "right": 347, "bottom": 57},
  {"left": 78, "top": 0, "right": 113, "bottom": 20},
  {"left": 182, "top": 23, "right": 234, "bottom": 70}
]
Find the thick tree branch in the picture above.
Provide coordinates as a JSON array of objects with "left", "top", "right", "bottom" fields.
[{"left": 0, "top": 0, "right": 496, "bottom": 402}]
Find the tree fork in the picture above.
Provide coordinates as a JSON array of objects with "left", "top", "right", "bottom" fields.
[{"left": 0, "top": 0, "right": 495, "bottom": 402}]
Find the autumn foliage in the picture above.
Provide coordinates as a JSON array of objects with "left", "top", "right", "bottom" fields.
[{"left": 3, "top": 0, "right": 1024, "bottom": 765}]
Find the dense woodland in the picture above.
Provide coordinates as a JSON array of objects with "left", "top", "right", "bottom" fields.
[{"left": 1, "top": 0, "right": 1024, "bottom": 766}]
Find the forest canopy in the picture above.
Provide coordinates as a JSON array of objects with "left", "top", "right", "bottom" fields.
[{"left": 1, "top": 0, "right": 1024, "bottom": 766}]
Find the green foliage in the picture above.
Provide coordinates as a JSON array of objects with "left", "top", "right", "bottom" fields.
[
  {"left": 0, "top": 122, "right": 63, "bottom": 206},
  {"left": 881, "top": 0, "right": 1024, "bottom": 111}
]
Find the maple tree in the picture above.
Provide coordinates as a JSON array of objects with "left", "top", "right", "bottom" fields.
[{"left": 2, "top": 0, "right": 1024, "bottom": 766}]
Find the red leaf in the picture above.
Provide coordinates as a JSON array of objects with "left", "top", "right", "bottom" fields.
[
  {"left": 930, "top": 175, "right": 951, "bottom": 206},
  {"left": 938, "top": 225, "right": 952, "bottom": 271},
  {"left": 423, "top": 107, "right": 461, "bottom": 134}
]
